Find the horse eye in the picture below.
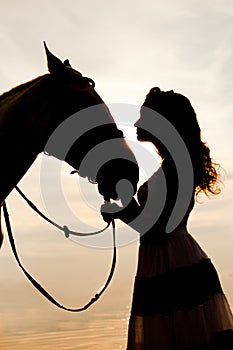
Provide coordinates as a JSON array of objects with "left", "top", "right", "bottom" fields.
[{"left": 83, "top": 77, "right": 95, "bottom": 88}]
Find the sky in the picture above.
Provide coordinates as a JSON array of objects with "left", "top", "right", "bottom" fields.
[{"left": 0, "top": 0, "right": 233, "bottom": 349}]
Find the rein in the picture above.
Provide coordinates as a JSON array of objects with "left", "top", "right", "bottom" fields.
[
  {"left": 2, "top": 187, "right": 116, "bottom": 312},
  {"left": 15, "top": 186, "right": 110, "bottom": 237}
]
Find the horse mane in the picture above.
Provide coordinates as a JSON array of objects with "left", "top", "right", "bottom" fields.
[{"left": 0, "top": 74, "right": 49, "bottom": 103}]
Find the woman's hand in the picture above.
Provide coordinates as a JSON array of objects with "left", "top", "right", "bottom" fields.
[
  {"left": 100, "top": 202, "right": 122, "bottom": 223},
  {"left": 101, "top": 197, "right": 142, "bottom": 226}
]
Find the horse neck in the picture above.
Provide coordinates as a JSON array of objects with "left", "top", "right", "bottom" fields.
[{"left": 0, "top": 75, "right": 52, "bottom": 204}]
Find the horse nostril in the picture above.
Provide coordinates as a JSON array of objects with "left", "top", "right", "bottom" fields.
[{"left": 116, "top": 179, "right": 134, "bottom": 206}]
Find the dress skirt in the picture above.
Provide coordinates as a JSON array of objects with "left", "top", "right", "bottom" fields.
[{"left": 126, "top": 228, "right": 233, "bottom": 349}]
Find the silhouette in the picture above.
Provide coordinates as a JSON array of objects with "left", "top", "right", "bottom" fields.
[
  {"left": 101, "top": 88, "right": 233, "bottom": 349},
  {"left": 0, "top": 43, "right": 139, "bottom": 248}
]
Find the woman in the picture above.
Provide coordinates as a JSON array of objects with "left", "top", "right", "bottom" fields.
[{"left": 101, "top": 87, "right": 233, "bottom": 349}]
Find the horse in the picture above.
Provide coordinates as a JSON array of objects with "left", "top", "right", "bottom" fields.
[{"left": 0, "top": 43, "right": 139, "bottom": 248}]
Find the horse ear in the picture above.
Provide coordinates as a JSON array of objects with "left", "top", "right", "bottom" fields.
[
  {"left": 64, "top": 59, "right": 72, "bottom": 68},
  {"left": 43, "top": 42, "right": 65, "bottom": 74}
]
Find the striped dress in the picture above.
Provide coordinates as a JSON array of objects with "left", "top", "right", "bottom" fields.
[{"left": 126, "top": 164, "right": 233, "bottom": 350}]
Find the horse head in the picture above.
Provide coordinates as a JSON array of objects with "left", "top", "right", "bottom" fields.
[{"left": 42, "top": 43, "right": 139, "bottom": 202}]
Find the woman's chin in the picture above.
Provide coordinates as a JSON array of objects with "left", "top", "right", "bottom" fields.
[
  {"left": 136, "top": 128, "right": 151, "bottom": 142},
  {"left": 137, "top": 134, "right": 147, "bottom": 142},
  {"left": 136, "top": 132, "right": 144, "bottom": 140}
]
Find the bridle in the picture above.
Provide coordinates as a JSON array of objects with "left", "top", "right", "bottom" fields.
[{"left": 2, "top": 186, "right": 116, "bottom": 312}]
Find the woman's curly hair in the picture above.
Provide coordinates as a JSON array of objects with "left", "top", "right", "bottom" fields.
[
  {"left": 192, "top": 141, "right": 221, "bottom": 197},
  {"left": 142, "top": 87, "right": 221, "bottom": 198}
]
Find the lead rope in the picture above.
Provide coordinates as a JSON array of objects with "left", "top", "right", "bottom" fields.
[
  {"left": 14, "top": 186, "right": 110, "bottom": 237},
  {"left": 2, "top": 191, "right": 116, "bottom": 312}
]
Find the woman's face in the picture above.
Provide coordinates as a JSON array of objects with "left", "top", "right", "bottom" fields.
[
  {"left": 134, "top": 116, "right": 169, "bottom": 159},
  {"left": 134, "top": 111, "right": 154, "bottom": 143}
]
